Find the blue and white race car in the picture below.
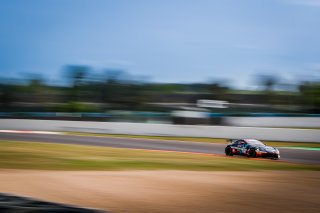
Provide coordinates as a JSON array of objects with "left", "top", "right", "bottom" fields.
[{"left": 225, "top": 139, "right": 280, "bottom": 160}]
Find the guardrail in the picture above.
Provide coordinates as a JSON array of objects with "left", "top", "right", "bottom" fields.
[
  {"left": 0, "top": 119, "right": 319, "bottom": 142},
  {"left": 1, "top": 112, "right": 320, "bottom": 127}
]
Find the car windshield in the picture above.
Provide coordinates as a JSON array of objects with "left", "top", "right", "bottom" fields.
[{"left": 246, "top": 139, "right": 264, "bottom": 146}]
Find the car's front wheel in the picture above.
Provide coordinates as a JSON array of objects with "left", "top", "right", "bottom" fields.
[
  {"left": 225, "top": 146, "right": 233, "bottom": 156},
  {"left": 272, "top": 155, "right": 280, "bottom": 160}
]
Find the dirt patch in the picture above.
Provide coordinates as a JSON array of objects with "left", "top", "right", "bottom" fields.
[{"left": 0, "top": 170, "right": 319, "bottom": 213}]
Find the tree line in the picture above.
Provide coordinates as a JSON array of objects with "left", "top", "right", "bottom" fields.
[{"left": 0, "top": 65, "right": 319, "bottom": 114}]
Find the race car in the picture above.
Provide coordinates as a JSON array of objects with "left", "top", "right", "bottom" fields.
[{"left": 225, "top": 139, "right": 280, "bottom": 159}]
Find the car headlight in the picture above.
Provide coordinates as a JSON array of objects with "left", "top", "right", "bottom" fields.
[{"left": 275, "top": 148, "right": 280, "bottom": 154}]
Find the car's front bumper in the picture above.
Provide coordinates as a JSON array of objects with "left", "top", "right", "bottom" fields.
[{"left": 257, "top": 151, "right": 280, "bottom": 159}]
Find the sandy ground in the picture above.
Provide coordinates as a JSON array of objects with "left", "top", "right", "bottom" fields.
[{"left": 0, "top": 170, "right": 319, "bottom": 213}]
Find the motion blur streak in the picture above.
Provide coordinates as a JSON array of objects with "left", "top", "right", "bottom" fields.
[
  {"left": 1, "top": 1, "right": 320, "bottom": 212},
  {"left": 0, "top": 132, "right": 319, "bottom": 164},
  {"left": 0, "top": 171, "right": 319, "bottom": 213}
]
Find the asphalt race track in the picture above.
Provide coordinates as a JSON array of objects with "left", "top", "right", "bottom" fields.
[
  {"left": 0, "top": 133, "right": 319, "bottom": 164},
  {"left": 0, "top": 193, "right": 105, "bottom": 213}
]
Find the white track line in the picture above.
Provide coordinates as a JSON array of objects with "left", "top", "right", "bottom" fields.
[{"left": 0, "top": 130, "right": 63, "bottom": 135}]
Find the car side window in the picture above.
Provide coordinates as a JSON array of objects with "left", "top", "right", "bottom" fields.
[
  {"left": 238, "top": 140, "right": 246, "bottom": 148},
  {"left": 242, "top": 142, "right": 248, "bottom": 148},
  {"left": 232, "top": 141, "right": 239, "bottom": 146}
]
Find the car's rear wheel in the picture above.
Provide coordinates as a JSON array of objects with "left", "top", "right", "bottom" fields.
[
  {"left": 225, "top": 146, "right": 233, "bottom": 156},
  {"left": 248, "top": 148, "right": 257, "bottom": 158}
]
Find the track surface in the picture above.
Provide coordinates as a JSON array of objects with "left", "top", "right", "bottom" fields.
[
  {"left": 0, "top": 193, "right": 104, "bottom": 212},
  {"left": 0, "top": 133, "right": 319, "bottom": 164}
]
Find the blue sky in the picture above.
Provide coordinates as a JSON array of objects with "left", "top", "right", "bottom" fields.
[{"left": 0, "top": 0, "right": 320, "bottom": 88}]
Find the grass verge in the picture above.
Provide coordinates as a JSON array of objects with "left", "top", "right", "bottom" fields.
[{"left": 0, "top": 141, "right": 319, "bottom": 171}]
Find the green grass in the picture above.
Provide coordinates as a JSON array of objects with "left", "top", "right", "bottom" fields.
[
  {"left": 64, "top": 132, "right": 320, "bottom": 148},
  {"left": 0, "top": 141, "right": 319, "bottom": 171}
]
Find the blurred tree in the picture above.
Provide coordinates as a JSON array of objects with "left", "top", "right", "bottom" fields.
[
  {"left": 256, "top": 74, "right": 279, "bottom": 92},
  {"left": 65, "top": 65, "right": 90, "bottom": 87},
  {"left": 104, "top": 69, "right": 129, "bottom": 82},
  {"left": 208, "top": 82, "right": 229, "bottom": 100},
  {"left": 27, "top": 77, "right": 45, "bottom": 107},
  {"left": 299, "top": 82, "right": 320, "bottom": 113},
  {"left": 0, "top": 84, "right": 15, "bottom": 110},
  {"left": 254, "top": 74, "right": 280, "bottom": 105},
  {"left": 2, "top": 66, "right": 320, "bottom": 115},
  {"left": 64, "top": 65, "right": 91, "bottom": 101},
  {"left": 58, "top": 101, "right": 99, "bottom": 112}
]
